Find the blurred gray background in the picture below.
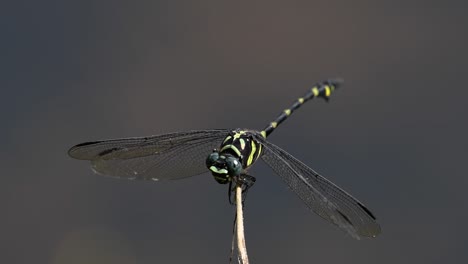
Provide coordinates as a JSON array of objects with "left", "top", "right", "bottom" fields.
[{"left": 2, "top": 0, "right": 467, "bottom": 263}]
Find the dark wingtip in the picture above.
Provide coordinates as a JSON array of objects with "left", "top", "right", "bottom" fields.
[
  {"left": 357, "top": 202, "right": 377, "bottom": 220},
  {"left": 67, "top": 144, "right": 81, "bottom": 158},
  {"left": 68, "top": 140, "right": 102, "bottom": 159},
  {"left": 73, "top": 141, "right": 102, "bottom": 147}
]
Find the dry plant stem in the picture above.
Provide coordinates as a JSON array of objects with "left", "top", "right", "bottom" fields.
[{"left": 236, "top": 185, "right": 249, "bottom": 264}]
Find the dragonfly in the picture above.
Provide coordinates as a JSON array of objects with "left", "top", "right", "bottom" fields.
[{"left": 68, "top": 79, "right": 381, "bottom": 239}]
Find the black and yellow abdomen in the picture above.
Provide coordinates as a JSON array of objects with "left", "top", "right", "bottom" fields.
[{"left": 208, "top": 80, "right": 341, "bottom": 185}]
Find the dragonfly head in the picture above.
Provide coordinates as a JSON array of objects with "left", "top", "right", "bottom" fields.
[{"left": 206, "top": 151, "right": 242, "bottom": 184}]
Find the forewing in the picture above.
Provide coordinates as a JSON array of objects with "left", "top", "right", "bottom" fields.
[
  {"left": 254, "top": 134, "right": 381, "bottom": 239},
  {"left": 68, "top": 129, "right": 229, "bottom": 180}
]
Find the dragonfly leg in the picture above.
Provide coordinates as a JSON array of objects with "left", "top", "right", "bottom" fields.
[
  {"left": 231, "top": 174, "right": 256, "bottom": 204},
  {"left": 228, "top": 180, "right": 234, "bottom": 205}
]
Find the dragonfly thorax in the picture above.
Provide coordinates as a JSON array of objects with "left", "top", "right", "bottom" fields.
[
  {"left": 206, "top": 152, "right": 242, "bottom": 184},
  {"left": 206, "top": 129, "right": 263, "bottom": 184}
]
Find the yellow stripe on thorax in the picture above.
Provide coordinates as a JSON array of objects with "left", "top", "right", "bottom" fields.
[
  {"left": 247, "top": 140, "right": 257, "bottom": 166},
  {"left": 239, "top": 138, "right": 246, "bottom": 150},
  {"left": 256, "top": 143, "right": 262, "bottom": 160},
  {"left": 223, "top": 135, "right": 232, "bottom": 144},
  {"left": 220, "top": 144, "right": 241, "bottom": 157}
]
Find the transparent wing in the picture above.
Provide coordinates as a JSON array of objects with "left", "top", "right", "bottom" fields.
[
  {"left": 253, "top": 134, "right": 381, "bottom": 239},
  {"left": 68, "top": 129, "right": 229, "bottom": 180}
]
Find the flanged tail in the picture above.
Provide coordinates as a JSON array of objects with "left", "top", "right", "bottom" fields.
[{"left": 260, "top": 79, "right": 343, "bottom": 138}]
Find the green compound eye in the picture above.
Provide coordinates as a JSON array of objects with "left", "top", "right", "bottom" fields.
[
  {"left": 206, "top": 152, "right": 220, "bottom": 167},
  {"left": 225, "top": 156, "right": 242, "bottom": 176}
]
